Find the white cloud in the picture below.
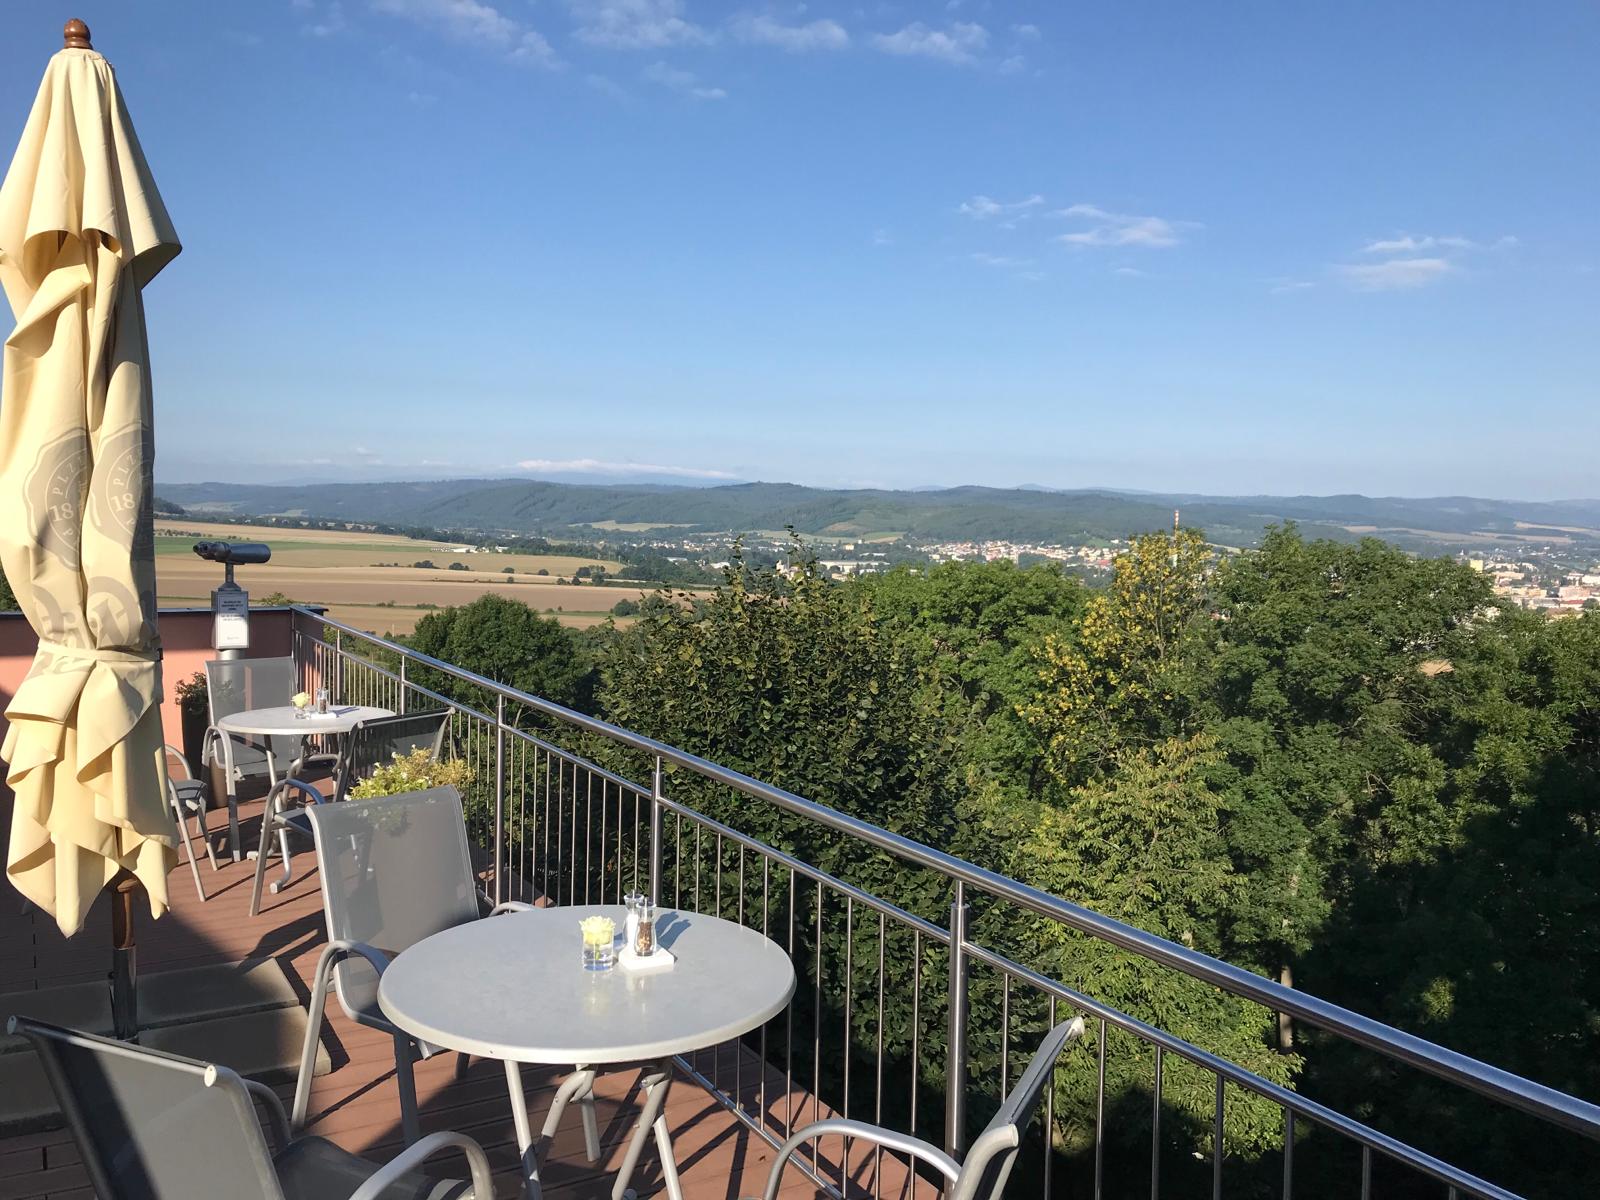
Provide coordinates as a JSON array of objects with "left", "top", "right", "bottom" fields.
[
  {"left": 731, "top": 13, "right": 848, "bottom": 51},
  {"left": 1054, "top": 203, "right": 1195, "bottom": 249},
  {"left": 370, "top": 0, "right": 560, "bottom": 67},
  {"left": 959, "top": 194, "right": 1044, "bottom": 221},
  {"left": 970, "top": 252, "right": 1033, "bottom": 268},
  {"left": 1336, "top": 257, "right": 1455, "bottom": 291},
  {"left": 569, "top": 0, "right": 710, "bottom": 49},
  {"left": 515, "top": 457, "right": 738, "bottom": 479},
  {"left": 303, "top": 1, "right": 349, "bottom": 37},
  {"left": 1011, "top": 23, "right": 1041, "bottom": 41},
  {"left": 1361, "top": 234, "right": 1477, "bottom": 255},
  {"left": 1335, "top": 231, "right": 1515, "bottom": 291},
  {"left": 1113, "top": 266, "right": 1147, "bottom": 278},
  {"left": 1269, "top": 278, "right": 1315, "bottom": 294},
  {"left": 872, "top": 228, "right": 893, "bottom": 246},
  {"left": 871, "top": 21, "right": 988, "bottom": 65},
  {"left": 642, "top": 60, "right": 727, "bottom": 99}
]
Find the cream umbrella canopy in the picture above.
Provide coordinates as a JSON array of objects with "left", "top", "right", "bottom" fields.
[{"left": 0, "top": 20, "right": 180, "bottom": 943}]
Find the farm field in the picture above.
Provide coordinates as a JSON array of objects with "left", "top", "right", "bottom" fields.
[
  {"left": 153, "top": 520, "right": 656, "bottom": 634},
  {"left": 154, "top": 519, "right": 622, "bottom": 576}
]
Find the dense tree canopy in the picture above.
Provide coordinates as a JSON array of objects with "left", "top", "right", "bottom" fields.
[{"left": 380, "top": 529, "right": 1598, "bottom": 1196}]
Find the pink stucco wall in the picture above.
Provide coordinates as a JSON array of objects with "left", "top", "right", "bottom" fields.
[{"left": 0, "top": 607, "right": 304, "bottom": 753}]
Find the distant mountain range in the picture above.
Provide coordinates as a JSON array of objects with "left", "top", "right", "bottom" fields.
[{"left": 157, "top": 478, "right": 1600, "bottom": 553}]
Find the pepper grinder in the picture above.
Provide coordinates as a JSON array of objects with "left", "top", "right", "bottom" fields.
[{"left": 634, "top": 899, "right": 656, "bottom": 957}]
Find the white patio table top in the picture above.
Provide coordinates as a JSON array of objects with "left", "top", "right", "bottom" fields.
[
  {"left": 378, "top": 904, "right": 796, "bottom": 1200},
  {"left": 216, "top": 703, "right": 392, "bottom": 738}
]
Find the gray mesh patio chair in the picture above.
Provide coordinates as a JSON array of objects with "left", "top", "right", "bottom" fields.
[
  {"left": 249, "top": 711, "right": 451, "bottom": 917},
  {"left": 164, "top": 745, "right": 216, "bottom": 901},
  {"left": 751, "top": 1018, "right": 1086, "bottom": 1200},
  {"left": 9, "top": 1016, "right": 492, "bottom": 1200},
  {"left": 330, "top": 711, "right": 451, "bottom": 804},
  {"left": 203, "top": 656, "right": 316, "bottom": 858},
  {"left": 292, "top": 786, "right": 600, "bottom": 1158}
]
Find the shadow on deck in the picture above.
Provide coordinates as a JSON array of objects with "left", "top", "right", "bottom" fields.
[{"left": 0, "top": 794, "right": 931, "bottom": 1200}]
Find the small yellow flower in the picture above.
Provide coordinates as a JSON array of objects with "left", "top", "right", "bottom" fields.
[
  {"left": 291, "top": 692, "right": 311, "bottom": 709},
  {"left": 579, "top": 915, "right": 615, "bottom": 947}
]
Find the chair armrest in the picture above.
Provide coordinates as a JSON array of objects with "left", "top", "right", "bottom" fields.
[
  {"left": 315, "top": 938, "right": 392, "bottom": 978},
  {"left": 263, "top": 777, "right": 329, "bottom": 826},
  {"left": 243, "top": 1079, "right": 291, "bottom": 1150},
  {"left": 346, "top": 1131, "right": 493, "bottom": 1200},
  {"left": 488, "top": 900, "right": 535, "bottom": 917},
  {"left": 201, "top": 725, "right": 223, "bottom": 768},
  {"left": 163, "top": 745, "right": 194, "bottom": 781},
  {"left": 757, "top": 1118, "right": 961, "bottom": 1200}
]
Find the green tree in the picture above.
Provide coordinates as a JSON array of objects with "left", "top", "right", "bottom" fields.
[
  {"left": 975, "top": 735, "right": 1300, "bottom": 1157},
  {"left": 1195, "top": 527, "right": 1491, "bottom": 973},
  {"left": 858, "top": 559, "right": 1085, "bottom": 823},
  {"left": 1021, "top": 528, "right": 1211, "bottom": 784},
  {"left": 408, "top": 593, "right": 595, "bottom": 712}
]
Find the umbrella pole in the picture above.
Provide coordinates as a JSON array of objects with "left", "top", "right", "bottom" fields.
[{"left": 109, "top": 869, "right": 140, "bottom": 1041}]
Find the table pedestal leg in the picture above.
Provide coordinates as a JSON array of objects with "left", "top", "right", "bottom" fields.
[
  {"left": 505, "top": 1060, "right": 542, "bottom": 1200},
  {"left": 226, "top": 782, "right": 242, "bottom": 863},
  {"left": 505, "top": 1061, "right": 598, "bottom": 1200},
  {"left": 613, "top": 1059, "right": 683, "bottom": 1200}
]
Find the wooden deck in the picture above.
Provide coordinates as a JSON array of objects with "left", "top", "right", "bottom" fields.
[{"left": 0, "top": 793, "right": 926, "bottom": 1200}]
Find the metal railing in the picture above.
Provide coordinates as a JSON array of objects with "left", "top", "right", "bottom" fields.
[{"left": 290, "top": 607, "right": 1600, "bottom": 1200}]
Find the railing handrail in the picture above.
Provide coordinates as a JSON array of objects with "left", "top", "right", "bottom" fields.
[{"left": 295, "top": 606, "right": 1600, "bottom": 1142}]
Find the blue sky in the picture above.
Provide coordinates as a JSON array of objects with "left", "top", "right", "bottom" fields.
[{"left": 3, "top": 1, "right": 1596, "bottom": 498}]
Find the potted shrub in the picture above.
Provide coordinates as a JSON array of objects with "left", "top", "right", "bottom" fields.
[
  {"left": 174, "top": 671, "right": 209, "bottom": 771},
  {"left": 348, "top": 748, "right": 473, "bottom": 801}
]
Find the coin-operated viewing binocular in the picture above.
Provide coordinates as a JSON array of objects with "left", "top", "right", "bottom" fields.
[
  {"left": 192, "top": 541, "right": 273, "bottom": 652},
  {"left": 192, "top": 540, "right": 272, "bottom": 566}
]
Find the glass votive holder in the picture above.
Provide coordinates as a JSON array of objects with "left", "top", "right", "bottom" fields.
[
  {"left": 580, "top": 916, "right": 616, "bottom": 972},
  {"left": 315, "top": 686, "right": 330, "bottom": 715}
]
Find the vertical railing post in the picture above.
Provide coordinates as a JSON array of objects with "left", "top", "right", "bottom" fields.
[
  {"left": 493, "top": 694, "right": 506, "bottom": 907},
  {"left": 649, "top": 754, "right": 664, "bottom": 905},
  {"left": 332, "top": 628, "right": 344, "bottom": 706},
  {"left": 398, "top": 657, "right": 408, "bottom": 715},
  {"left": 945, "top": 881, "right": 970, "bottom": 1156}
]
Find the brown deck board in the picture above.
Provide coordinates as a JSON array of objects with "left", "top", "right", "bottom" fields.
[{"left": 0, "top": 794, "right": 935, "bottom": 1200}]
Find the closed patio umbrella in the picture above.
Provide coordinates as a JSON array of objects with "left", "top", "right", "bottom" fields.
[{"left": 0, "top": 20, "right": 180, "bottom": 989}]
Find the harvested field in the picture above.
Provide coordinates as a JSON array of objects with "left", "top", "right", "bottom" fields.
[{"left": 154, "top": 519, "right": 622, "bottom": 577}]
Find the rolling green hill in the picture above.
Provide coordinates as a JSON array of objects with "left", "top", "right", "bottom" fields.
[{"left": 157, "top": 478, "right": 1600, "bottom": 553}]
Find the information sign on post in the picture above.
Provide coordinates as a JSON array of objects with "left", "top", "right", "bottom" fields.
[
  {"left": 212, "top": 583, "right": 250, "bottom": 650},
  {"left": 193, "top": 540, "right": 273, "bottom": 659}
]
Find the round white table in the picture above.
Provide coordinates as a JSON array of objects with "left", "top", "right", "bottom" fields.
[
  {"left": 213, "top": 704, "right": 392, "bottom": 861},
  {"left": 379, "top": 905, "right": 796, "bottom": 1200}
]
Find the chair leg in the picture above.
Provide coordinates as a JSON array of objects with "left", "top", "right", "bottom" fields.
[
  {"left": 174, "top": 799, "right": 207, "bottom": 902},
  {"left": 454, "top": 1051, "right": 472, "bottom": 1082},
  {"left": 248, "top": 789, "right": 278, "bottom": 917},
  {"left": 269, "top": 826, "right": 296, "bottom": 895},
  {"left": 292, "top": 948, "right": 337, "bottom": 1131},
  {"left": 395, "top": 1035, "right": 422, "bottom": 1146},
  {"left": 192, "top": 795, "right": 220, "bottom": 871}
]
